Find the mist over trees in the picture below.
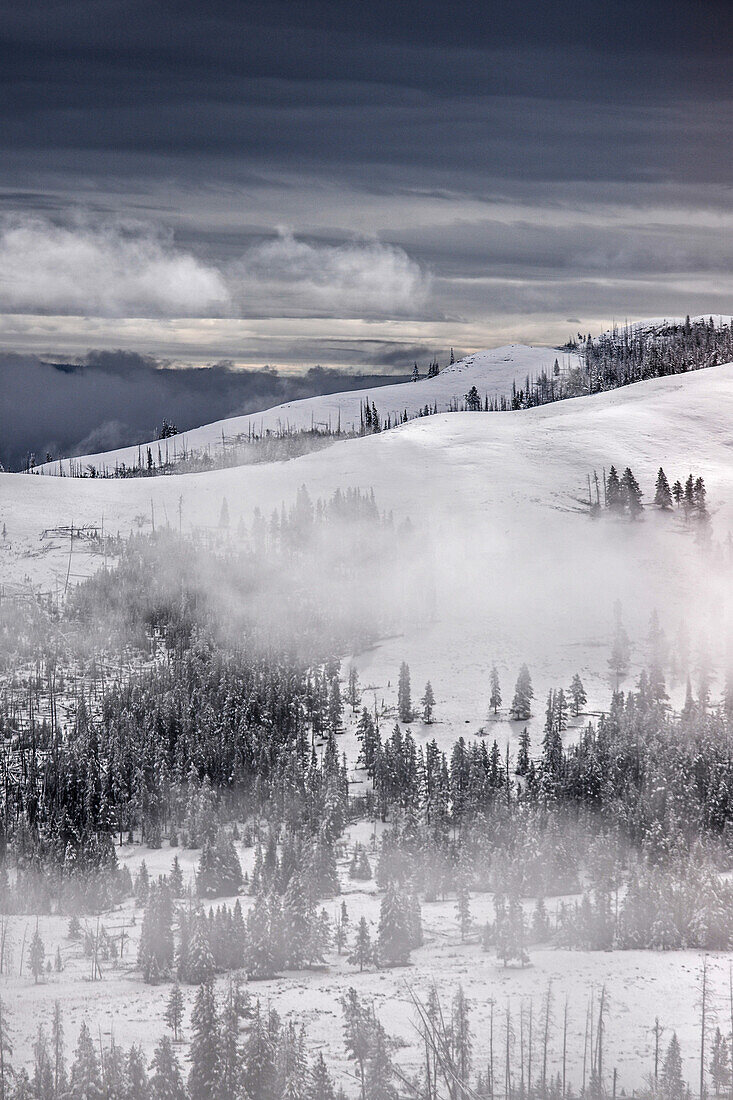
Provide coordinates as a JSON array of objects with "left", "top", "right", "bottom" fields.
[{"left": 2, "top": 461, "right": 733, "bottom": 1096}]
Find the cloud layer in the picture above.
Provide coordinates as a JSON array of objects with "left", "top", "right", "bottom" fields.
[
  {"left": 0, "top": 219, "right": 230, "bottom": 316},
  {"left": 0, "top": 218, "right": 429, "bottom": 320},
  {"left": 233, "top": 232, "right": 430, "bottom": 316}
]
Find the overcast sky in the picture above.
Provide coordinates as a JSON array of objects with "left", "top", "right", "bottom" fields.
[{"left": 0, "top": 0, "right": 731, "bottom": 374}]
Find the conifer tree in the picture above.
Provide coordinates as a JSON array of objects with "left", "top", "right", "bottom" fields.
[
  {"left": 135, "top": 861, "right": 150, "bottom": 905},
  {"left": 51, "top": 1001, "right": 66, "bottom": 1100},
  {"left": 138, "top": 882, "right": 174, "bottom": 982},
  {"left": 532, "top": 897, "right": 551, "bottom": 942},
  {"left": 377, "top": 883, "right": 412, "bottom": 967},
  {"left": 516, "top": 728, "right": 531, "bottom": 776},
  {"left": 69, "top": 1023, "right": 103, "bottom": 1100},
  {"left": 169, "top": 857, "right": 184, "bottom": 898},
  {"left": 421, "top": 682, "right": 435, "bottom": 724},
  {"left": 0, "top": 999, "right": 12, "bottom": 1100},
  {"left": 230, "top": 900, "right": 247, "bottom": 970},
  {"left": 197, "top": 830, "right": 244, "bottom": 899},
  {"left": 185, "top": 916, "right": 215, "bottom": 985},
  {"left": 608, "top": 620, "right": 631, "bottom": 689},
  {"left": 355, "top": 710, "right": 379, "bottom": 775},
  {"left": 188, "top": 983, "right": 220, "bottom": 1100},
  {"left": 245, "top": 894, "right": 278, "bottom": 980},
  {"left": 456, "top": 875, "right": 471, "bottom": 943},
  {"left": 309, "top": 1053, "right": 336, "bottom": 1100},
  {"left": 126, "top": 1044, "right": 149, "bottom": 1100},
  {"left": 569, "top": 673, "right": 587, "bottom": 716},
  {"left": 149, "top": 1036, "right": 187, "bottom": 1100},
  {"left": 243, "top": 1003, "right": 276, "bottom": 1100},
  {"left": 451, "top": 986, "right": 472, "bottom": 1092},
  {"left": 219, "top": 983, "right": 243, "bottom": 1100},
  {"left": 682, "top": 474, "right": 696, "bottom": 521},
  {"left": 489, "top": 666, "right": 502, "bottom": 715},
  {"left": 606, "top": 466, "right": 623, "bottom": 513},
  {"left": 510, "top": 665, "right": 533, "bottom": 720},
  {"left": 622, "top": 467, "right": 643, "bottom": 519},
  {"left": 275, "top": 1022, "right": 308, "bottom": 1100},
  {"left": 398, "top": 663, "right": 412, "bottom": 723},
  {"left": 341, "top": 989, "right": 373, "bottom": 1100},
  {"left": 654, "top": 468, "right": 673, "bottom": 509},
  {"left": 365, "top": 1019, "right": 398, "bottom": 1100},
  {"left": 711, "top": 1027, "right": 730, "bottom": 1098},
  {"left": 28, "top": 927, "right": 45, "bottom": 984},
  {"left": 31, "top": 1026, "right": 52, "bottom": 1100},
  {"left": 348, "top": 918, "right": 374, "bottom": 972},
  {"left": 164, "top": 983, "right": 185, "bottom": 1043},
  {"left": 283, "top": 873, "right": 310, "bottom": 969},
  {"left": 306, "top": 829, "right": 340, "bottom": 899},
  {"left": 660, "top": 1033, "right": 685, "bottom": 1100},
  {"left": 346, "top": 666, "right": 360, "bottom": 713}
]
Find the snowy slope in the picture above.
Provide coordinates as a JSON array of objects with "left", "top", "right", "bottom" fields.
[
  {"left": 38, "top": 344, "right": 578, "bottom": 475},
  {"left": 5, "top": 362, "right": 733, "bottom": 755}
]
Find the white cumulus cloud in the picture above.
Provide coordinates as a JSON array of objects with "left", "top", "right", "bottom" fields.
[
  {"left": 231, "top": 231, "right": 430, "bottom": 316},
  {"left": 0, "top": 218, "right": 231, "bottom": 317}
]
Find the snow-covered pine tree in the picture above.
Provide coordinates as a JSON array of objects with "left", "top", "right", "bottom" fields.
[
  {"left": 489, "top": 665, "right": 502, "bottom": 715},
  {"left": 165, "top": 982, "right": 185, "bottom": 1042},
  {"left": 421, "top": 681, "right": 435, "bottom": 723},
  {"left": 660, "top": 1033, "right": 685, "bottom": 1100},
  {"left": 455, "top": 874, "right": 471, "bottom": 943},
  {"left": 28, "top": 927, "right": 45, "bottom": 984},
  {"left": 149, "top": 1036, "right": 187, "bottom": 1100},
  {"left": 218, "top": 983, "right": 243, "bottom": 1100},
  {"left": 377, "top": 882, "right": 412, "bottom": 967},
  {"left": 0, "top": 999, "right": 13, "bottom": 1100},
  {"left": 654, "top": 467, "right": 673, "bottom": 509},
  {"left": 398, "top": 663, "right": 412, "bottom": 723},
  {"left": 622, "top": 467, "right": 643, "bottom": 519},
  {"left": 282, "top": 873, "right": 310, "bottom": 969},
  {"left": 185, "top": 914, "right": 215, "bottom": 985},
  {"left": 188, "top": 982, "right": 220, "bottom": 1100},
  {"left": 348, "top": 917, "right": 374, "bottom": 972},
  {"left": 245, "top": 894, "right": 279, "bottom": 980},
  {"left": 569, "top": 673, "right": 587, "bottom": 716},
  {"left": 516, "top": 728, "right": 531, "bottom": 776},
  {"left": 355, "top": 709, "right": 379, "bottom": 774},
  {"left": 126, "top": 1045, "right": 148, "bottom": 1100},
  {"left": 606, "top": 466, "right": 623, "bottom": 513},
  {"left": 510, "top": 665, "right": 533, "bottom": 720},
  {"left": 169, "top": 856, "right": 184, "bottom": 898},
  {"left": 309, "top": 1052, "right": 336, "bottom": 1100},
  {"left": 69, "top": 1022, "right": 103, "bottom": 1100},
  {"left": 243, "top": 1003, "right": 277, "bottom": 1100},
  {"left": 346, "top": 666, "right": 360, "bottom": 713},
  {"left": 710, "top": 1027, "right": 730, "bottom": 1098}
]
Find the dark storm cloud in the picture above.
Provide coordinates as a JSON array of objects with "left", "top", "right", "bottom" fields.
[
  {"left": 0, "top": 0, "right": 729, "bottom": 179},
  {"left": 0, "top": 0, "right": 731, "bottom": 454},
  {"left": 0, "top": 353, "right": 408, "bottom": 471}
]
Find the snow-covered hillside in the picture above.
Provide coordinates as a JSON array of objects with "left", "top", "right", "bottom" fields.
[
  {"left": 5, "top": 361, "right": 733, "bottom": 753},
  {"left": 38, "top": 344, "right": 579, "bottom": 475}
]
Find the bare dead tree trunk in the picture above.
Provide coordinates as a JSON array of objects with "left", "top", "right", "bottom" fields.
[
  {"left": 542, "top": 982, "right": 553, "bottom": 1099},
  {"left": 701, "top": 956, "right": 708, "bottom": 1100},
  {"left": 562, "top": 998, "right": 568, "bottom": 1100}
]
